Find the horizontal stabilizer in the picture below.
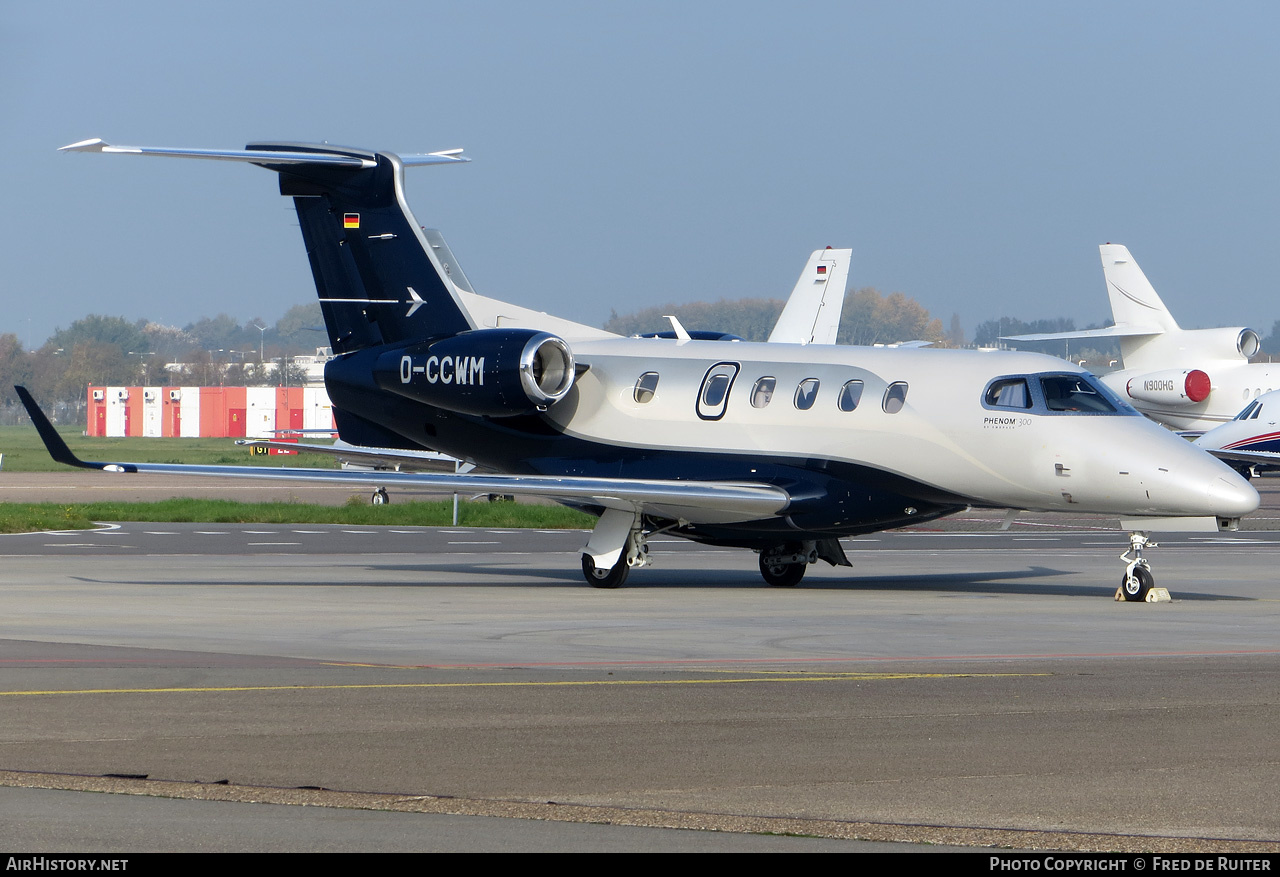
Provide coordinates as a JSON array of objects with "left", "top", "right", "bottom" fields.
[
  {"left": 237, "top": 440, "right": 460, "bottom": 472},
  {"left": 1003, "top": 324, "right": 1162, "bottom": 343},
  {"left": 59, "top": 138, "right": 468, "bottom": 168}
]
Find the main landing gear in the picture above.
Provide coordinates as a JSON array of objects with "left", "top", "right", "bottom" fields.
[
  {"left": 758, "top": 542, "right": 816, "bottom": 587},
  {"left": 577, "top": 513, "right": 854, "bottom": 589},
  {"left": 580, "top": 509, "right": 651, "bottom": 589},
  {"left": 1119, "top": 530, "right": 1157, "bottom": 602},
  {"left": 753, "top": 539, "right": 853, "bottom": 587},
  {"left": 581, "top": 552, "right": 637, "bottom": 589}
]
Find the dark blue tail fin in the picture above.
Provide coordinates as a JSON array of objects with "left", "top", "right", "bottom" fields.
[
  {"left": 247, "top": 142, "right": 476, "bottom": 353},
  {"left": 59, "top": 138, "right": 475, "bottom": 355}
]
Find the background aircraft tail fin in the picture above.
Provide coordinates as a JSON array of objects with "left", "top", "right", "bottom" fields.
[
  {"left": 1099, "top": 244, "right": 1181, "bottom": 335},
  {"left": 768, "top": 248, "right": 851, "bottom": 345}
]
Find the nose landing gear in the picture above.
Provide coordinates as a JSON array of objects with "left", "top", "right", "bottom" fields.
[{"left": 1118, "top": 531, "right": 1159, "bottom": 602}]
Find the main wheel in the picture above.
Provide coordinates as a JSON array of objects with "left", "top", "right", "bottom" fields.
[
  {"left": 582, "top": 553, "right": 629, "bottom": 589},
  {"left": 371, "top": 487, "right": 390, "bottom": 505},
  {"left": 759, "top": 555, "right": 806, "bottom": 587},
  {"left": 1120, "top": 566, "right": 1154, "bottom": 602}
]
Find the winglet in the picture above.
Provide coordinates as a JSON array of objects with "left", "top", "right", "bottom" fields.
[
  {"left": 14, "top": 386, "right": 102, "bottom": 470},
  {"left": 58, "top": 138, "right": 112, "bottom": 153}
]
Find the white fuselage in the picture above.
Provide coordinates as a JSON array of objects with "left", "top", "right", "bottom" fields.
[
  {"left": 544, "top": 338, "right": 1257, "bottom": 521},
  {"left": 1194, "top": 390, "right": 1280, "bottom": 460}
]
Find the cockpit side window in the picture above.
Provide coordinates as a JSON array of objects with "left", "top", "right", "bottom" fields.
[
  {"left": 1040, "top": 376, "right": 1116, "bottom": 413},
  {"left": 983, "top": 373, "right": 1134, "bottom": 416},
  {"left": 984, "top": 378, "right": 1030, "bottom": 409}
]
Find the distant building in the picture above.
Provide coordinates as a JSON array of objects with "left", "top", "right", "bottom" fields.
[{"left": 86, "top": 385, "right": 334, "bottom": 438}]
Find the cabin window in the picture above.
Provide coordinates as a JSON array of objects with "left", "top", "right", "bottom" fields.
[
  {"left": 882, "top": 382, "right": 909, "bottom": 414},
  {"left": 697, "top": 362, "right": 739, "bottom": 420},
  {"left": 633, "top": 372, "right": 660, "bottom": 404},
  {"left": 1040, "top": 376, "right": 1116, "bottom": 413},
  {"left": 751, "top": 377, "right": 776, "bottom": 409},
  {"left": 837, "top": 380, "right": 864, "bottom": 412},
  {"left": 794, "top": 378, "right": 820, "bottom": 410},
  {"left": 984, "top": 378, "right": 1031, "bottom": 409}
]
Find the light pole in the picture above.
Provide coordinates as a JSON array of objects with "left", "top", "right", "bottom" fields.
[
  {"left": 253, "top": 322, "right": 267, "bottom": 363},
  {"left": 127, "top": 351, "right": 155, "bottom": 385}
]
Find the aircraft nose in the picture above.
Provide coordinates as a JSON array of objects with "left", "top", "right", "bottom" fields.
[
  {"left": 1140, "top": 438, "right": 1260, "bottom": 518},
  {"left": 1201, "top": 470, "right": 1260, "bottom": 518}
]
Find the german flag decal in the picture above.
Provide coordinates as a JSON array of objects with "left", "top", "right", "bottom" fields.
[{"left": 343, "top": 213, "right": 360, "bottom": 229}]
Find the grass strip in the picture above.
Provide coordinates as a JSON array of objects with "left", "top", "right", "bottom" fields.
[
  {"left": 0, "top": 425, "right": 340, "bottom": 472},
  {"left": 0, "top": 499, "right": 596, "bottom": 533}
]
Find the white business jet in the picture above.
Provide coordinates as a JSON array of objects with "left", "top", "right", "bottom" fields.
[
  {"left": 1006, "top": 244, "right": 1279, "bottom": 432},
  {"left": 18, "top": 140, "right": 1260, "bottom": 601},
  {"left": 1193, "top": 391, "right": 1280, "bottom": 476}
]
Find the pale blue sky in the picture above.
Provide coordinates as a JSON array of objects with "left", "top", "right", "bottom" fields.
[{"left": 4, "top": 1, "right": 1278, "bottom": 347}]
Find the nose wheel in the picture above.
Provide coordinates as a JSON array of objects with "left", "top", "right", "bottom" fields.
[{"left": 1118, "top": 531, "right": 1157, "bottom": 602}]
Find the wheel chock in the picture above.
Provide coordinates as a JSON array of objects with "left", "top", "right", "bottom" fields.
[{"left": 1113, "top": 586, "right": 1173, "bottom": 602}]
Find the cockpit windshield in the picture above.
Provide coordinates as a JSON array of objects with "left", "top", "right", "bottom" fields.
[
  {"left": 1235, "top": 400, "right": 1262, "bottom": 421},
  {"left": 1040, "top": 376, "right": 1117, "bottom": 413},
  {"left": 982, "top": 373, "right": 1133, "bottom": 416}
]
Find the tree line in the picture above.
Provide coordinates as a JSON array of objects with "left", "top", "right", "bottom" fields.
[
  {"left": 604, "top": 287, "right": 957, "bottom": 347},
  {"left": 8, "top": 291, "right": 1277, "bottom": 427},
  {"left": 0, "top": 305, "right": 325, "bottom": 423}
]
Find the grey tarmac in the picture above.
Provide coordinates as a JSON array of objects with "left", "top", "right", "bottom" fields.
[{"left": 0, "top": 478, "right": 1279, "bottom": 852}]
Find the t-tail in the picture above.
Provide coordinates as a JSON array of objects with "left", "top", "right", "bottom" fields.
[
  {"left": 59, "top": 138, "right": 599, "bottom": 453},
  {"left": 1003, "top": 243, "right": 1260, "bottom": 373},
  {"left": 59, "top": 138, "right": 477, "bottom": 354}
]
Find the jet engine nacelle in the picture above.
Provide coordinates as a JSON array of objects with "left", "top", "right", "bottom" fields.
[
  {"left": 1190, "top": 327, "right": 1262, "bottom": 360},
  {"left": 374, "top": 328, "right": 576, "bottom": 417},
  {"left": 1125, "top": 369, "right": 1212, "bottom": 407}
]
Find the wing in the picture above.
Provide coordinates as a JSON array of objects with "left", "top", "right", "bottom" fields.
[
  {"left": 1201, "top": 447, "right": 1280, "bottom": 470},
  {"left": 16, "top": 387, "right": 789, "bottom": 525},
  {"left": 236, "top": 439, "right": 464, "bottom": 472}
]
